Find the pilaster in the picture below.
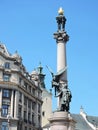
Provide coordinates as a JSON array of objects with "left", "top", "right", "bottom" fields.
[
  {"left": 10, "top": 90, "right": 14, "bottom": 117},
  {"left": 0, "top": 89, "right": 2, "bottom": 117},
  {"left": 30, "top": 100, "right": 32, "bottom": 122},
  {"left": 14, "top": 90, "right": 19, "bottom": 118},
  {"left": 22, "top": 93, "right": 24, "bottom": 119},
  {"left": 27, "top": 98, "right": 28, "bottom": 121}
]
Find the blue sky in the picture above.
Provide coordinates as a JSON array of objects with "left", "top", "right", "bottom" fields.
[{"left": 0, "top": 0, "right": 98, "bottom": 116}]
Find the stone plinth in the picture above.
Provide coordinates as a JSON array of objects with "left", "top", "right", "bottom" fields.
[{"left": 48, "top": 111, "right": 76, "bottom": 130}]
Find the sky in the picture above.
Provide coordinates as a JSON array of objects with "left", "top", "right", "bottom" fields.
[{"left": 0, "top": 0, "right": 98, "bottom": 116}]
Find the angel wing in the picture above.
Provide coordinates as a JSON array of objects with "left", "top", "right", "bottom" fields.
[
  {"left": 54, "top": 66, "right": 67, "bottom": 82},
  {"left": 46, "top": 65, "right": 54, "bottom": 77}
]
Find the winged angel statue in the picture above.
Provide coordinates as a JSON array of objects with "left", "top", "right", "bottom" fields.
[{"left": 47, "top": 66, "right": 72, "bottom": 111}]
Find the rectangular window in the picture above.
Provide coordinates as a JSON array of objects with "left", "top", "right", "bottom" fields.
[
  {"left": 28, "top": 100, "right": 31, "bottom": 108},
  {"left": 19, "top": 77, "right": 22, "bottom": 84},
  {"left": 4, "top": 62, "right": 10, "bottom": 69},
  {"left": 3, "top": 89, "right": 10, "bottom": 98},
  {"left": 38, "top": 115, "right": 41, "bottom": 125},
  {"left": 32, "top": 88, "right": 35, "bottom": 95},
  {"left": 32, "top": 113, "right": 34, "bottom": 124},
  {"left": 24, "top": 82, "right": 28, "bottom": 89},
  {"left": 38, "top": 104, "right": 40, "bottom": 113},
  {"left": 28, "top": 112, "right": 31, "bottom": 122},
  {"left": 3, "top": 74, "right": 10, "bottom": 82},
  {"left": 2, "top": 104, "right": 8, "bottom": 116},
  {"left": 24, "top": 96, "right": 27, "bottom": 106},
  {"left": 2, "top": 122, "right": 8, "bottom": 130},
  {"left": 19, "top": 92, "right": 22, "bottom": 102},
  {"left": 25, "top": 127, "right": 27, "bottom": 130},
  {"left": 18, "top": 105, "right": 22, "bottom": 119},
  {"left": 32, "top": 102, "right": 35, "bottom": 110},
  {"left": 28, "top": 86, "right": 31, "bottom": 93},
  {"left": 24, "top": 111, "right": 27, "bottom": 120}
]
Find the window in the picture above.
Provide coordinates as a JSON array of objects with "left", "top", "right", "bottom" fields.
[
  {"left": 2, "top": 104, "right": 9, "bottom": 116},
  {"left": 2, "top": 122, "right": 8, "bottom": 130},
  {"left": 4, "top": 62, "right": 10, "bottom": 69},
  {"left": 24, "top": 96, "right": 27, "bottom": 106},
  {"left": 38, "top": 104, "right": 40, "bottom": 113},
  {"left": 25, "top": 127, "right": 27, "bottom": 130},
  {"left": 19, "top": 77, "right": 22, "bottom": 84},
  {"left": 32, "top": 102, "right": 35, "bottom": 110},
  {"left": 28, "top": 100, "right": 31, "bottom": 108},
  {"left": 3, "top": 89, "right": 10, "bottom": 98},
  {"left": 18, "top": 105, "right": 22, "bottom": 118},
  {"left": 38, "top": 115, "right": 41, "bottom": 125},
  {"left": 19, "top": 92, "right": 22, "bottom": 102},
  {"left": 42, "top": 111, "right": 45, "bottom": 117},
  {"left": 32, "top": 88, "right": 35, "bottom": 95},
  {"left": 28, "top": 86, "right": 31, "bottom": 93},
  {"left": 38, "top": 91, "right": 40, "bottom": 98},
  {"left": 24, "top": 82, "right": 28, "bottom": 89},
  {"left": 28, "top": 113, "right": 31, "bottom": 122},
  {"left": 3, "top": 74, "right": 10, "bottom": 82},
  {"left": 24, "top": 111, "right": 27, "bottom": 123},
  {"left": 32, "top": 113, "right": 34, "bottom": 124}
]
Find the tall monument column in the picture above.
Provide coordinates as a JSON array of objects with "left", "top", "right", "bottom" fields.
[
  {"left": 48, "top": 8, "right": 76, "bottom": 130},
  {"left": 55, "top": 7, "right": 68, "bottom": 82}
]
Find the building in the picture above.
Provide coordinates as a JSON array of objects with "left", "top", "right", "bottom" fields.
[
  {"left": 36, "top": 64, "right": 52, "bottom": 127},
  {"left": 43, "top": 108, "right": 98, "bottom": 130},
  {"left": 0, "top": 44, "right": 42, "bottom": 130}
]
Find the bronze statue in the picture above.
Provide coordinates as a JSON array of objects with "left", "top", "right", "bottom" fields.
[{"left": 47, "top": 66, "right": 72, "bottom": 112}]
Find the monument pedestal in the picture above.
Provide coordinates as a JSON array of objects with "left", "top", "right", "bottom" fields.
[{"left": 48, "top": 111, "right": 76, "bottom": 130}]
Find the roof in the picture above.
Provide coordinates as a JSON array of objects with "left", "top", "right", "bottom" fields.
[
  {"left": 71, "top": 114, "right": 93, "bottom": 130},
  {"left": 87, "top": 115, "right": 98, "bottom": 127}
]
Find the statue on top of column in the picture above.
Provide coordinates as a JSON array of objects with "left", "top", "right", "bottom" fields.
[{"left": 56, "top": 7, "right": 66, "bottom": 32}]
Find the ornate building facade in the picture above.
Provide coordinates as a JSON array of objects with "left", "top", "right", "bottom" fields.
[{"left": 0, "top": 44, "right": 42, "bottom": 130}]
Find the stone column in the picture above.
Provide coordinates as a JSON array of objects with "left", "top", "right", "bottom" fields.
[
  {"left": 10, "top": 90, "right": 14, "bottom": 117},
  {"left": 14, "top": 90, "right": 19, "bottom": 118},
  {"left": 27, "top": 98, "right": 28, "bottom": 122},
  {"left": 54, "top": 31, "right": 68, "bottom": 82},
  {"left": 22, "top": 93, "right": 24, "bottom": 119},
  {"left": 0, "top": 89, "right": 2, "bottom": 117},
  {"left": 30, "top": 100, "right": 32, "bottom": 122}
]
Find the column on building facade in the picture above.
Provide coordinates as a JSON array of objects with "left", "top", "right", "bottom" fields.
[
  {"left": 14, "top": 90, "right": 19, "bottom": 118},
  {"left": 10, "top": 90, "right": 14, "bottom": 117},
  {"left": 0, "top": 89, "right": 2, "bottom": 116},
  {"left": 27, "top": 98, "right": 28, "bottom": 122},
  {"left": 34, "top": 102, "right": 38, "bottom": 127},
  {"left": 30, "top": 100, "right": 32, "bottom": 122},
  {"left": 22, "top": 93, "right": 24, "bottom": 119}
]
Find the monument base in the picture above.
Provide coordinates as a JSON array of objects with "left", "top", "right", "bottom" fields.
[{"left": 48, "top": 111, "right": 76, "bottom": 130}]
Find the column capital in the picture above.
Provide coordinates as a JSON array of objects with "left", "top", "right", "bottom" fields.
[{"left": 54, "top": 31, "right": 69, "bottom": 43}]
